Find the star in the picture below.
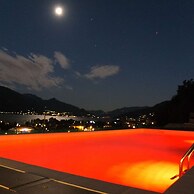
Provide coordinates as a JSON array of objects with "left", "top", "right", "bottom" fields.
[{"left": 90, "top": 17, "right": 94, "bottom": 22}]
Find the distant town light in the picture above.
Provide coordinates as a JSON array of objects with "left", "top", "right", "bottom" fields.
[
  {"left": 9, "top": 127, "right": 34, "bottom": 134},
  {"left": 18, "top": 127, "right": 33, "bottom": 133}
]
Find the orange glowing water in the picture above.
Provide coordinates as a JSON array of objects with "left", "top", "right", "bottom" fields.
[{"left": 0, "top": 129, "right": 194, "bottom": 193}]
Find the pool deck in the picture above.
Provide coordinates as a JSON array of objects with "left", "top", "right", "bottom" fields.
[{"left": 0, "top": 158, "right": 194, "bottom": 194}]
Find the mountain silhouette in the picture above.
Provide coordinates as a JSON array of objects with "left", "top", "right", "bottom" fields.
[
  {"left": 1, "top": 79, "right": 194, "bottom": 126},
  {"left": 0, "top": 86, "right": 86, "bottom": 115}
]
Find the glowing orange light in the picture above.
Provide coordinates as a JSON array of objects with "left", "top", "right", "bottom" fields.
[{"left": 108, "top": 161, "right": 178, "bottom": 193}]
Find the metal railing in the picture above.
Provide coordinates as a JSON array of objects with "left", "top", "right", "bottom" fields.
[{"left": 179, "top": 143, "right": 194, "bottom": 177}]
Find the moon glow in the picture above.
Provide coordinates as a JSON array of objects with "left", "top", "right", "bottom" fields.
[{"left": 55, "top": 6, "right": 64, "bottom": 16}]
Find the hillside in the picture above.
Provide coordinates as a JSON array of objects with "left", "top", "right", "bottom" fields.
[
  {"left": 107, "top": 106, "right": 149, "bottom": 118},
  {"left": 1, "top": 79, "right": 194, "bottom": 124},
  {"left": 120, "top": 79, "right": 194, "bottom": 126},
  {"left": 0, "top": 86, "right": 87, "bottom": 115},
  {"left": 153, "top": 79, "right": 194, "bottom": 125}
]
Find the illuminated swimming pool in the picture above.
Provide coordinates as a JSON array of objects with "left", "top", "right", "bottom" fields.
[{"left": 0, "top": 129, "right": 193, "bottom": 193}]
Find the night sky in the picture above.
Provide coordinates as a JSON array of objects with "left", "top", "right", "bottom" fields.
[{"left": 0, "top": 0, "right": 194, "bottom": 111}]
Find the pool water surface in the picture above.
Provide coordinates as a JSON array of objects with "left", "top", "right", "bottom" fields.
[{"left": 0, "top": 129, "right": 194, "bottom": 193}]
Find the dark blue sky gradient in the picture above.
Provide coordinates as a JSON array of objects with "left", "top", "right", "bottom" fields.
[{"left": 0, "top": 0, "right": 194, "bottom": 111}]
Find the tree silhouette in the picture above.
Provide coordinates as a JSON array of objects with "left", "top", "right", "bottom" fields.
[{"left": 155, "top": 79, "right": 194, "bottom": 126}]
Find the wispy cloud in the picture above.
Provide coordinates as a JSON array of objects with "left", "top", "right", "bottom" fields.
[
  {"left": 84, "top": 65, "right": 120, "bottom": 80},
  {"left": 0, "top": 50, "right": 65, "bottom": 91},
  {"left": 54, "top": 51, "right": 70, "bottom": 70},
  {"left": 0, "top": 49, "right": 121, "bottom": 93}
]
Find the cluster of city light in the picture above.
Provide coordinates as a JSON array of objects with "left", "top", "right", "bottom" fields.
[
  {"left": 71, "top": 125, "right": 95, "bottom": 132},
  {"left": 9, "top": 127, "right": 33, "bottom": 134}
]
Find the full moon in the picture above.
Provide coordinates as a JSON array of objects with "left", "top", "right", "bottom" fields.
[{"left": 54, "top": 6, "right": 64, "bottom": 16}]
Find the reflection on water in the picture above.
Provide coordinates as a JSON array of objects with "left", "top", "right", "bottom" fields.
[
  {"left": 108, "top": 160, "right": 178, "bottom": 193},
  {"left": 0, "top": 114, "right": 84, "bottom": 124}
]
